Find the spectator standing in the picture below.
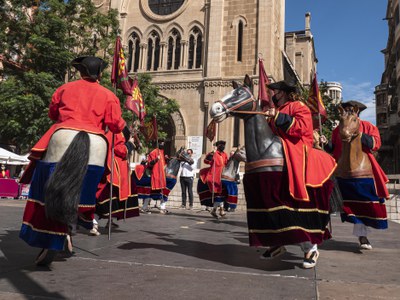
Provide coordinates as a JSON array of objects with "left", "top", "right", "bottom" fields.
[{"left": 180, "top": 149, "right": 195, "bottom": 209}]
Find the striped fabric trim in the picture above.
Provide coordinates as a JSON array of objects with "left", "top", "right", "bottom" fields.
[
  {"left": 99, "top": 206, "right": 140, "bottom": 216},
  {"left": 345, "top": 214, "right": 387, "bottom": 221},
  {"left": 249, "top": 226, "right": 325, "bottom": 234},
  {"left": 343, "top": 200, "right": 385, "bottom": 204},
  {"left": 22, "top": 221, "right": 67, "bottom": 236},
  {"left": 247, "top": 206, "right": 329, "bottom": 214}
]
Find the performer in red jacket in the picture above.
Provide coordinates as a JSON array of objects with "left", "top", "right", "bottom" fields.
[
  {"left": 321, "top": 100, "right": 389, "bottom": 250},
  {"left": 19, "top": 56, "right": 126, "bottom": 261},
  {"left": 260, "top": 80, "right": 336, "bottom": 269},
  {"left": 200, "top": 140, "right": 228, "bottom": 218},
  {"left": 96, "top": 128, "right": 139, "bottom": 228},
  {"left": 146, "top": 139, "right": 168, "bottom": 213}
]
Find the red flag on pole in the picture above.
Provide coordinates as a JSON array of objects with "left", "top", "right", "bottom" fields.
[
  {"left": 307, "top": 73, "right": 327, "bottom": 127},
  {"left": 125, "top": 78, "right": 146, "bottom": 123},
  {"left": 205, "top": 120, "right": 216, "bottom": 142},
  {"left": 258, "top": 58, "right": 274, "bottom": 110},
  {"left": 140, "top": 115, "right": 158, "bottom": 141},
  {"left": 111, "top": 36, "right": 132, "bottom": 95}
]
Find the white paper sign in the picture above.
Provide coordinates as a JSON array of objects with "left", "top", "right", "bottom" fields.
[{"left": 187, "top": 136, "right": 203, "bottom": 168}]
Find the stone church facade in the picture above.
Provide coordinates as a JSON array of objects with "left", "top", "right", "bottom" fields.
[{"left": 93, "top": 0, "right": 316, "bottom": 165}]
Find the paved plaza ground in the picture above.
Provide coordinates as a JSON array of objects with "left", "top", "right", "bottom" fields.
[{"left": 0, "top": 198, "right": 399, "bottom": 300}]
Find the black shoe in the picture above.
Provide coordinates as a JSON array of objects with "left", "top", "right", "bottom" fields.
[
  {"left": 259, "top": 246, "right": 286, "bottom": 260},
  {"left": 359, "top": 236, "right": 372, "bottom": 250}
]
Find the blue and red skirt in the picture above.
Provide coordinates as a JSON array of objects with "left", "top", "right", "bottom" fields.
[
  {"left": 20, "top": 160, "right": 104, "bottom": 250},
  {"left": 96, "top": 178, "right": 139, "bottom": 220},
  {"left": 336, "top": 177, "right": 388, "bottom": 229},
  {"left": 197, "top": 179, "right": 224, "bottom": 207},
  {"left": 221, "top": 179, "right": 238, "bottom": 209}
]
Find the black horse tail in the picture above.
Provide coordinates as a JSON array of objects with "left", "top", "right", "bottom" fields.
[{"left": 44, "top": 131, "right": 90, "bottom": 225}]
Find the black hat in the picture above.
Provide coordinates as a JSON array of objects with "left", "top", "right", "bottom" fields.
[
  {"left": 267, "top": 80, "right": 298, "bottom": 94},
  {"left": 71, "top": 56, "right": 108, "bottom": 81},
  {"left": 122, "top": 126, "right": 131, "bottom": 142},
  {"left": 341, "top": 100, "right": 367, "bottom": 113},
  {"left": 213, "top": 140, "right": 226, "bottom": 146}
]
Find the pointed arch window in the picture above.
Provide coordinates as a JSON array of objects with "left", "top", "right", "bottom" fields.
[
  {"left": 188, "top": 26, "right": 202, "bottom": 69},
  {"left": 237, "top": 20, "right": 243, "bottom": 62},
  {"left": 147, "top": 30, "right": 161, "bottom": 71},
  {"left": 128, "top": 32, "right": 141, "bottom": 72},
  {"left": 167, "top": 29, "right": 181, "bottom": 70}
]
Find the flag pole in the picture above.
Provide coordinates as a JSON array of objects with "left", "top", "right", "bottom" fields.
[
  {"left": 318, "top": 113, "right": 324, "bottom": 150},
  {"left": 108, "top": 132, "right": 115, "bottom": 240},
  {"left": 154, "top": 114, "right": 164, "bottom": 209},
  {"left": 210, "top": 122, "right": 218, "bottom": 209},
  {"left": 124, "top": 125, "right": 132, "bottom": 222}
]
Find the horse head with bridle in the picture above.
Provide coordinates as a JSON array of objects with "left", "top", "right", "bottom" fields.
[
  {"left": 222, "top": 146, "right": 246, "bottom": 181},
  {"left": 210, "top": 74, "right": 284, "bottom": 173},
  {"left": 335, "top": 106, "right": 372, "bottom": 178},
  {"left": 165, "top": 146, "right": 194, "bottom": 179}
]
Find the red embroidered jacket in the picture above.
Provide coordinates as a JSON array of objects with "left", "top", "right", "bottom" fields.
[
  {"left": 331, "top": 120, "right": 389, "bottom": 199},
  {"left": 21, "top": 79, "right": 125, "bottom": 184},
  {"left": 270, "top": 100, "right": 337, "bottom": 201}
]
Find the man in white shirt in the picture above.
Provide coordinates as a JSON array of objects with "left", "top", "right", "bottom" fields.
[{"left": 180, "top": 149, "right": 195, "bottom": 209}]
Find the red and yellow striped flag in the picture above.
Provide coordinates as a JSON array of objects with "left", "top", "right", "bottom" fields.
[
  {"left": 307, "top": 73, "right": 327, "bottom": 126},
  {"left": 125, "top": 78, "right": 146, "bottom": 123}
]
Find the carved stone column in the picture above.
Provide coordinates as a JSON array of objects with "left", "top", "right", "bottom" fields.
[
  {"left": 180, "top": 40, "right": 187, "bottom": 69},
  {"left": 138, "top": 43, "right": 147, "bottom": 72},
  {"left": 159, "top": 42, "right": 167, "bottom": 70}
]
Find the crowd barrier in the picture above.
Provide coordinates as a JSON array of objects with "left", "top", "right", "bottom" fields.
[{"left": 0, "top": 179, "right": 30, "bottom": 199}]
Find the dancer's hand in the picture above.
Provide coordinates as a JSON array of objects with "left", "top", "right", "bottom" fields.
[{"left": 264, "top": 108, "right": 276, "bottom": 117}]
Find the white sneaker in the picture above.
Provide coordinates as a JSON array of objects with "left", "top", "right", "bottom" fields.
[
  {"left": 359, "top": 236, "right": 372, "bottom": 250},
  {"left": 89, "top": 228, "right": 100, "bottom": 236},
  {"left": 303, "top": 250, "right": 319, "bottom": 269}
]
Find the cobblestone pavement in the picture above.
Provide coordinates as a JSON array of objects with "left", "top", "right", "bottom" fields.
[{"left": 0, "top": 198, "right": 399, "bottom": 300}]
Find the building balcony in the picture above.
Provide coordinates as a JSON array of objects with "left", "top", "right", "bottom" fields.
[{"left": 375, "top": 83, "right": 388, "bottom": 93}]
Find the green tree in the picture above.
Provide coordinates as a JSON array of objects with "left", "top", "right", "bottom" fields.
[
  {"left": 0, "top": 0, "right": 179, "bottom": 154},
  {"left": 0, "top": 0, "right": 119, "bottom": 152}
]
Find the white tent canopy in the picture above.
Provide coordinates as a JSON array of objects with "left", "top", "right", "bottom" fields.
[{"left": 0, "top": 147, "right": 30, "bottom": 165}]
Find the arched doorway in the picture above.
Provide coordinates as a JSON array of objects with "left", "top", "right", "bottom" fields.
[{"left": 163, "top": 115, "right": 176, "bottom": 157}]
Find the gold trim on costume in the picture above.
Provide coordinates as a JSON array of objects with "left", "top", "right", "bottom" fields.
[
  {"left": 22, "top": 221, "right": 67, "bottom": 236},
  {"left": 247, "top": 206, "right": 329, "bottom": 214},
  {"left": 346, "top": 214, "right": 387, "bottom": 220},
  {"left": 249, "top": 226, "right": 325, "bottom": 234},
  {"left": 286, "top": 118, "right": 296, "bottom": 132},
  {"left": 343, "top": 200, "right": 385, "bottom": 204}
]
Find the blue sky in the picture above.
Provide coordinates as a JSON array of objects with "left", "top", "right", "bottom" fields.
[{"left": 285, "top": 0, "right": 388, "bottom": 123}]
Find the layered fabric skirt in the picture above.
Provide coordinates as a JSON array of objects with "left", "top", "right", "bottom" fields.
[
  {"left": 197, "top": 179, "right": 238, "bottom": 208},
  {"left": 20, "top": 160, "right": 104, "bottom": 250},
  {"left": 243, "top": 171, "right": 333, "bottom": 247},
  {"left": 96, "top": 178, "right": 139, "bottom": 220},
  {"left": 162, "top": 177, "right": 177, "bottom": 201},
  {"left": 197, "top": 179, "right": 224, "bottom": 207},
  {"left": 221, "top": 179, "right": 238, "bottom": 210},
  {"left": 337, "top": 177, "right": 388, "bottom": 229},
  {"left": 132, "top": 174, "right": 176, "bottom": 202},
  {"left": 134, "top": 175, "right": 151, "bottom": 199}
]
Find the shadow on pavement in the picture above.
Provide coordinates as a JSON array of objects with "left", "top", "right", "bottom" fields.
[
  {"left": 0, "top": 230, "right": 67, "bottom": 299},
  {"left": 319, "top": 239, "right": 362, "bottom": 254},
  {"left": 118, "top": 233, "right": 302, "bottom": 271}
]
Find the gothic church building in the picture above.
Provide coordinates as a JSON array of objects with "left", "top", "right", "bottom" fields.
[{"left": 94, "top": 0, "right": 314, "bottom": 163}]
